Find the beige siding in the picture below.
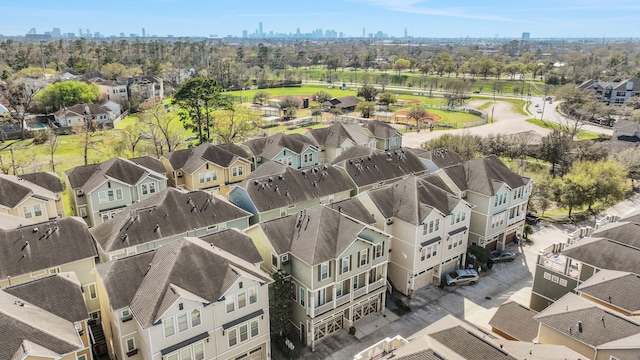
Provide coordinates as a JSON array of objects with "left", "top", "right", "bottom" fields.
[{"left": 538, "top": 324, "right": 595, "bottom": 359}]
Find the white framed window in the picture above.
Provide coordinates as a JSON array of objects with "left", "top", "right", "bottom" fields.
[
  {"left": 121, "top": 308, "right": 131, "bottom": 319},
  {"left": 226, "top": 295, "right": 235, "bottom": 313},
  {"left": 98, "top": 189, "right": 123, "bottom": 204},
  {"left": 33, "top": 204, "right": 42, "bottom": 217},
  {"left": 320, "top": 262, "right": 329, "bottom": 280},
  {"left": 191, "top": 308, "right": 201, "bottom": 327},
  {"left": 194, "top": 343, "right": 204, "bottom": 360},
  {"left": 78, "top": 355, "right": 87, "bottom": 360},
  {"left": 167, "top": 354, "right": 179, "bottom": 360},
  {"left": 199, "top": 170, "right": 218, "bottom": 183},
  {"left": 149, "top": 182, "right": 156, "bottom": 193},
  {"left": 374, "top": 243, "right": 384, "bottom": 259},
  {"left": 23, "top": 206, "right": 32, "bottom": 218},
  {"left": 300, "top": 287, "right": 305, "bottom": 307},
  {"left": 79, "top": 207, "right": 87, "bottom": 217},
  {"left": 142, "top": 183, "right": 149, "bottom": 195},
  {"left": 248, "top": 287, "right": 257, "bottom": 304},
  {"left": 125, "top": 338, "right": 136, "bottom": 352},
  {"left": 250, "top": 320, "right": 259, "bottom": 337},
  {"left": 232, "top": 166, "right": 244, "bottom": 177},
  {"left": 164, "top": 317, "right": 175, "bottom": 337},
  {"left": 359, "top": 249, "right": 368, "bottom": 266},
  {"left": 240, "top": 324, "right": 248, "bottom": 342},
  {"left": 177, "top": 313, "right": 188, "bottom": 332},
  {"left": 421, "top": 248, "right": 427, "bottom": 261},
  {"left": 180, "top": 348, "right": 191, "bottom": 360},
  {"left": 88, "top": 283, "right": 97, "bottom": 300},
  {"left": 228, "top": 328, "right": 237, "bottom": 347},
  {"left": 238, "top": 291, "right": 247, "bottom": 308},
  {"left": 342, "top": 256, "right": 350, "bottom": 274},
  {"left": 49, "top": 267, "right": 60, "bottom": 274}
]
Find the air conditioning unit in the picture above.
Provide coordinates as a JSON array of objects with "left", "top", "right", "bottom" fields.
[
  {"left": 386, "top": 218, "right": 394, "bottom": 225},
  {"left": 76, "top": 189, "right": 84, "bottom": 196},
  {"left": 256, "top": 156, "right": 262, "bottom": 163},
  {"left": 176, "top": 170, "right": 183, "bottom": 178}
]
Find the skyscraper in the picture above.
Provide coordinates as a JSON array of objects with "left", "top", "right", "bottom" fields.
[
  {"left": 142, "top": 28, "right": 146, "bottom": 38},
  {"left": 259, "top": 22, "right": 263, "bottom": 36},
  {"left": 522, "top": 32, "right": 530, "bottom": 40}
]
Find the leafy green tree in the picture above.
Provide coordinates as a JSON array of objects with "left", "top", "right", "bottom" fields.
[
  {"left": 552, "top": 176, "right": 585, "bottom": 218},
  {"left": 252, "top": 90, "right": 270, "bottom": 105},
  {"left": 407, "top": 105, "right": 428, "bottom": 131},
  {"left": 356, "top": 101, "right": 375, "bottom": 118},
  {"left": 35, "top": 81, "right": 99, "bottom": 111},
  {"left": 101, "top": 62, "right": 129, "bottom": 80},
  {"left": 279, "top": 96, "right": 301, "bottom": 119},
  {"left": 215, "top": 106, "right": 262, "bottom": 143},
  {"left": 539, "top": 129, "right": 572, "bottom": 177},
  {"left": 378, "top": 92, "right": 397, "bottom": 110},
  {"left": 393, "top": 58, "right": 410, "bottom": 74},
  {"left": 269, "top": 270, "right": 293, "bottom": 337},
  {"left": 172, "top": 77, "right": 231, "bottom": 144},
  {"left": 313, "top": 90, "right": 332, "bottom": 104},
  {"left": 422, "top": 133, "right": 480, "bottom": 160},
  {"left": 357, "top": 84, "right": 377, "bottom": 102}
]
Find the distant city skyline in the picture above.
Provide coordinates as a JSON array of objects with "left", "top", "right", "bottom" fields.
[{"left": 3, "top": 0, "right": 640, "bottom": 39}]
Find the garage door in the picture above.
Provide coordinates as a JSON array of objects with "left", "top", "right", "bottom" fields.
[
  {"left": 485, "top": 240, "right": 498, "bottom": 252},
  {"left": 505, "top": 232, "right": 516, "bottom": 245}
]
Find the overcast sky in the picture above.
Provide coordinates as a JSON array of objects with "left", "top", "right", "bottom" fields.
[{"left": 4, "top": 0, "right": 640, "bottom": 38}]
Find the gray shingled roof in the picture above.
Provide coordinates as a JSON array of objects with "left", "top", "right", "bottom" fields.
[
  {"left": 4, "top": 274, "right": 88, "bottom": 323},
  {"left": 429, "top": 326, "right": 517, "bottom": 360},
  {"left": 244, "top": 133, "right": 318, "bottom": 159},
  {"left": 322, "top": 96, "right": 361, "bottom": 109},
  {"left": 368, "top": 176, "right": 464, "bottom": 226},
  {"left": 562, "top": 237, "right": 640, "bottom": 274},
  {"left": 0, "top": 291, "right": 83, "bottom": 360},
  {"left": 408, "top": 148, "right": 464, "bottom": 169},
  {"left": 308, "top": 122, "right": 371, "bottom": 148},
  {"left": 90, "top": 187, "right": 251, "bottom": 253},
  {"left": 536, "top": 306, "right": 640, "bottom": 347},
  {"left": 396, "top": 350, "right": 444, "bottom": 360},
  {"left": 365, "top": 120, "right": 400, "bottom": 140},
  {"left": 325, "top": 198, "right": 376, "bottom": 225},
  {"left": 18, "top": 172, "right": 64, "bottom": 193},
  {"left": 53, "top": 103, "right": 111, "bottom": 118},
  {"left": 0, "top": 176, "right": 31, "bottom": 208},
  {"left": 130, "top": 156, "right": 167, "bottom": 175},
  {"left": 162, "top": 143, "right": 250, "bottom": 173},
  {"left": 592, "top": 222, "right": 640, "bottom": 248},
  {"left": 259, "top": 205, "right": 374, "bottom": 266},
  {"left": 234, "top": 164, "right": 353, "bottom": 212},
  {"left": 96, "top": 237, "right": 271, "bottom": 328},
  {"left": 332, "top": 146, "right": 427, "bottom": 188},
  {"left": 65, "top": 157, "right": 165, "bottom": 193},
  {"left": 199, "top": 229, "right": 263, "bottom": 264},
  {"left": 442, "top": 155, "right": 529, "bottom": 196},
  {"left": 0, "top": 217, "right": 97, "bottom": 279},
  {"left": 577, "top": 272, "right": 640, "bottom": 314},
  {"left": 488, "top": 301, "right": 539, "bottom": 341}
]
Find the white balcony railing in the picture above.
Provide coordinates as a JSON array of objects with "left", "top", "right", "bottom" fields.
[
  {"left": 310, "top": 301, "right": 334, "bottom": 317},
  {"left": 353, "top": 286, "right": 366, "bottom": 299},
  {"left": 336, "top": 294, "right": 350, "bottom": 307}
]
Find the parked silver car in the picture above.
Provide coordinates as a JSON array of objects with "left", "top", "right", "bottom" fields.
[
  {"left": 489, "top": 250, "right": 517, "bottom": 263},
  {"left": 445, "top": 269, "right": 479, "bottom": 286}
]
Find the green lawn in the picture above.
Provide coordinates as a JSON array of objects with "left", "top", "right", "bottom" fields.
[{"left": 525, "top": 118, "right": 603, "bottom": 140}]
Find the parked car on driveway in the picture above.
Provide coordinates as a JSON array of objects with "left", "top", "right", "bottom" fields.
[
  {"left": 445, "top": 269, "right": 479, "bottom": 286},
  {"left": 489, "top": 250, "right": 517, "bottom": 263},
  {"left": 526, "top": 212, "right": 541, "bottom": 225}
]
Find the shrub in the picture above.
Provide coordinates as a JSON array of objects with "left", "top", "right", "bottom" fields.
[
  {"left": 467, "top": 244, "right": 491, "bottom": 264},
  {"left": 349, "top": 326, "right": 356, "bottom": 335}
]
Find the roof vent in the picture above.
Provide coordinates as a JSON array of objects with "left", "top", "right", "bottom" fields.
[
  {"left": 301, "top": 170, "right": 307, "bottom": 176},
  {"left": 254, "top": 180, "right": 260, "bottom": 186},
  {"left": 323, "top": 165, "right": 328, "bottom": 170},
  {"left": 32, "top": 227, "right": 38, "bottom": 233},
  {"left": 578, "top": 321, "right": 583, "bottom": 333},
  {"left": 21, "top": 241, "right": 29, "bottom": 251},
  {"left": 279, "top": 174, "right": 284, "bottom": 180},
  {"left": 268, "top": 177, "right": 274, "bottom": 182}
]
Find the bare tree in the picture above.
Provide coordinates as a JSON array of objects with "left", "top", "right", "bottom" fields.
[
  {"left": 139, "top": 100, "right": 185, "bottom": 156},
  {"left": 0, "top": 80, "right": 39, "bottom": 139},
  {"left": 45, "top": 129, "right": 61, "bottom": 172},
  {"left": 73, "top": 119, "right": 100, "bottom": 166}
]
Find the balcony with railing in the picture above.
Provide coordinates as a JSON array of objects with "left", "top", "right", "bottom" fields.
[{"left": 536, "top": 243, "right": 580, "bottom": 279}]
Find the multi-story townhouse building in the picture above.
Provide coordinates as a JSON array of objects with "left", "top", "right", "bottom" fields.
[
  {"left": 2, "top": 274, "right": 93, "bottom": 360},
  {"left": 530, "top": 216, "right": 640, "bottom": 312},
  {"left": 574, "top": 269, "right": 640, "bottom": 317},
  {"left": 53, "top": 103, "right": 113, "bottom": 127},
  {"left": 90, "top": 187, "right": 252, "bottom": 262},
  {"left": 358, "top": 175, "right": 473, "bottom": 296},
  {"left": 434, "top": 155, "right": 532, "bottom": 251},
  {"left": 65, "top": 156, "right": 167, "bottom": 227},
  {"left": 161, "top": 142, "right": 253, "bottom": 197},
  {"left": 407, "top": 148, "right": 464, "bottom": 172},
  {"left": 245, "top": 204, "right": 391, "bottom": 350},
  {"left": 0, "top": 172, "right": 65, "bottom": 221},
  {"left": 228, "top": 161, "right": 353, "bottom": 225},
  {"left": 243, "top": 133, "right": 320, "bottom": 170},
  {"left": 0, "top": 216, "right": 100, "bottom": 319},
  {"left": 364, "top": 120, "right": 403, "bottom": 152},
  {"left": 95, "top": 237, "right": 272, "bottom": 360},
  {"left": 578, "top": 78, "right": 640, "bottom": 105},
  {"left": 305, "top": 122, "right": 377, "bottom": 164},
  {"left": 331, "top": 146, "right": 427, "bottom": 196}
]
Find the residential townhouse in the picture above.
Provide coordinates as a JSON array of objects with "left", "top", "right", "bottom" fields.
[
  {"left": 161, "top": 142, "right": 252, "bottom": 196},
  {"left": 245, "top": 204, "right": 391, "bottom": 350},
  {"left": 353, "top": 314, "right": 583, "bottom": 360},
  {"left": 364, "top": 120, "right": 403, "bottom": 151},
  {"left": 578, "top": 78, "right": 640, "bottom": 105},
  {"left": 0, "top": 216, "right": 100, "bottom": 318},
  {"left": 125, "top": 75, "right": 165, "bottom": 101},
  {"left": 95, "top": 237, "right": 273, "bottom": 360},
  {"left": 65, "top": 156, "right": 167, "bottom": 227},
  {"left": 574, "top": 270, "right": 640, "bottom": 317},
  {"left": 228, "top": 161, "right": 353, "bottom": 225},
  {"left": 0, "top": 213, "right": 35, "bottom": 229},
  {"left": 2, "top": 273, "right": 93, "bottom": 360},
  {"left": 535, "top": 293, "right": 640, "bottom": 360},
  {"left": 53, "top": 103, "right": 113, "bottom": 127},
  {"left": 407, "top": 148, "right": 464, "bottom": 173},
  {"left": 305, "top": 122, "right": 377, "bottom": 164},
  {"left": 243, "top": 133, "right": 320, "bottom": 170},
  {"left": 331, "top": 146, "right": 427, "bottom": 196},
  {"left": 88, "top": 77, "right": 129, "bottom": 103},
  {"left": 0, "top": 172, "right": 64, "bottom": 221},
  {"left": 530, "top": 218, "right": 640, "bottom": 312},
  {"left": 434, "top": 155, "right": 532, "bottom": 251},
  {"left": 358, "top": 175, "right": 473, "bottom": 296},
  {"left": 489, "top": 301, "right": 540, "bottom": 342},
  {"left": 90, "top": 187, "right": 252, "bottom": 262}
]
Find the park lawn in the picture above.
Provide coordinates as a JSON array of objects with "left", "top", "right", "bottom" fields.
[
  {"left": 525, "top": 118, "right": 602, "bottom": 140},
  {"left": 477, "top": 101, "right": 496, "bottom": 110}
]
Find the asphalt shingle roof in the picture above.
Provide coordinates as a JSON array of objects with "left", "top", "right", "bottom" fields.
[
  {"left": 162, "top": 143, "right": 250, "bottom": 173},
  {"left": 90, "top": 187, "right": 251, "bottom": 253},
  {"left": 199, "top": 229, "right": 263, "bottom": 264},
  {"left": 562, "top": 237, "right": 640, "bottom": 275},
  {"left": 325, "top": 197, "right": 376, "bottom": 225},
  {"left": 96, "top": 237, "right": 271, "bottom": 328},
  {"left": 308, "top": 122, "right": 371, "bottom": 148},
  {"left": 0, "top": 217, "right": 96, "bottom": 279},
  {"left": 576, "top": 271, "right": 640, "bottom": 314},
  {"left": 244, "top": 133, "right": 318, "bottom": 159},
  {"left": 18, "top": 172, "right": 64, "bottom": 193},
  {"left": 0, "top": 176, "right": 31, "bottom": 208},
  {"left": 65, "top": 157, "right": 165, "bottom": 193},
  {"left": 442, "top": 155, "right": 529, "bottom": 196},
  {"left": 408, "top": 148, "right": 464, "bottom": 169},
  {"left": 332, "top": 146, "right": 427, "bottom": 188},
  {"left": 365, "top": 120, "right": 400, "bottom": 140},
  {"left": 488, "top": 301, "right": 539, "bottom": 341},
  {"left": 429, "top": 326, "right": 517, "bottom": 360}
]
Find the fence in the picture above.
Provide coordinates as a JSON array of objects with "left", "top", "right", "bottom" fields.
[{"left": 112, "top": 110, "right": 130, "bottom": 128}]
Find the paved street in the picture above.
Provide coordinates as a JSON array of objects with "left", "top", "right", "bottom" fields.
[{"left": 296, "top": 194, "right": 640, "bottom": 360}]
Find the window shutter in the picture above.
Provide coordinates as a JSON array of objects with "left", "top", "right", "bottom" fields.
[
  {"left": 317, "top": 265, "right": 321, "bottom": 282},
  {"left": 329, "top": 261, "right": 332, "bottom": 278},
  {"left": 350, "top": 255, "right": 352, "bottom": 271}
]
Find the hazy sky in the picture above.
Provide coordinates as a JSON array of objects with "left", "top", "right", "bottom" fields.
[{"left": 4, "top": 0, "right": 640, "bottom": 38}]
